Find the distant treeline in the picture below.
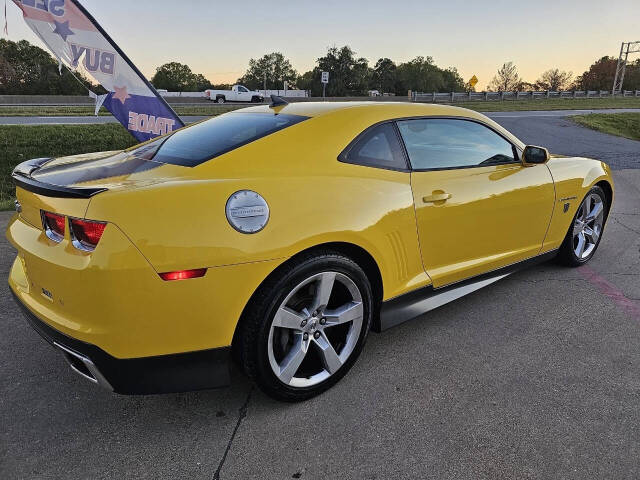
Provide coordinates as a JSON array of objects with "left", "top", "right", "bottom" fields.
[{"left": 2, "top": 39, "right": 639, "bottom": 96}]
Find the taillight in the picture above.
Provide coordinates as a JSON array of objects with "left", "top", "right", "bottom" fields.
[
  {"left": 42, "top": 211, "right": 65, "bottom": 241},
  {"left": 159, "top": 268, "right": 207, "bottom": 281},
  {"left": 69, "top": 218, "right": 107, "bottom": 251}
]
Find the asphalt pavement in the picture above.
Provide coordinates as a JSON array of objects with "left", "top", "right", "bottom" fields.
[
  {"left": 1, "top": 118, "right": 640, "bottom": 479},
  {"left": 490, "top": 111, "right": 640, "bottom": 170}
]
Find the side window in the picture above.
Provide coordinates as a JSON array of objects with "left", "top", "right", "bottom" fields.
[
  {"left": 238, "top": 86, "right": 249, "bottom": 93},
  {"left": 396, "top": 119, "right": 517, "bottom": 170},
  {"left": 340, "top": 123, "right": 407, "bottom": 170}
]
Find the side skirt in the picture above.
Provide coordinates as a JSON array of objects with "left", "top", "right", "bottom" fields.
[{"left": 374, "top": 250, "right": 558, "bottom": 332}]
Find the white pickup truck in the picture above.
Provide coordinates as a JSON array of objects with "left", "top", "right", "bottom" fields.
[{"left": 205, "top": 85, "right": 264, "bottom": 103}]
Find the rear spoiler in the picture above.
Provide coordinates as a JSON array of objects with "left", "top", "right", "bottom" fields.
[{"left": 12, "top": 158, "right": 107, "bottom": 199}]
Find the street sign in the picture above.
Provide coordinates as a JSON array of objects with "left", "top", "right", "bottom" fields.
[
  {"left": 469, "top": 75, "right": 478, "bottom": 88},
  {"left": 321, "top": 71, "right": 329, "bottom": 99}
]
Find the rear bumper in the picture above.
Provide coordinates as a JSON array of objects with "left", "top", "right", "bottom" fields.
[
  {"left": 10, "top": 289, "right": 231, "bottom": 395},
  {"left": 6, "top": 212, "right": 283, "bottom": 358}
]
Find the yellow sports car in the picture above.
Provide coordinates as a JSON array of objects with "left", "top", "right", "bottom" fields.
[{"left": 7, "top": 101, "right": 613, "bottom": 401}]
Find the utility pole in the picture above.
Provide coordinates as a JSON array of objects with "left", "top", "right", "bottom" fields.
[{"left": 613, "top": 41, "right": 640, "bottom": 94}]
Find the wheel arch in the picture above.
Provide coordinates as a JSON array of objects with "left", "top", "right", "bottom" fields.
[
  {"left": 595, "top": 179, "right": 613, "bottom": 218},
  {"left": 231, "top": 241, "right": 384, "bottom": 358}
]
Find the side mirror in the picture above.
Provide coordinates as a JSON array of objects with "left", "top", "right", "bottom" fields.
[{"left": 522, "top": 145, "right": 550, "bottom": 165}]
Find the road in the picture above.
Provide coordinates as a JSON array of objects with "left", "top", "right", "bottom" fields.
[
  {"left": 1, "top": 116, "right": 640, "bottom": 479},
  {"left": 489, "top": 110, "right": 640, "bottom": 170}
]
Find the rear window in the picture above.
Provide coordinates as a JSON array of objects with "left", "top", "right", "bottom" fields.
[{"left": 129, "top": 112, "right": 308, "bottom": 167}]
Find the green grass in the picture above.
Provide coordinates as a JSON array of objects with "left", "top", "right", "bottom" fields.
[
  {"left": 570, "top": 113, "right": 640, "bottom": 141},
  {"left": 0, "top": 124, "right": 136, "bottom": 210},
  {"left": 0, "top": 106, "right": 113, "bottom": 116},
  {"left": 174, "top": 105, "right": 243, "bottom": 115},
  {"left": 2, "top": 97, "right": 640, "bottom": 116},
  {"left": 0, "top": 104, "right": 246, "bottom": 117},
  {"left": 0, "top": 197, "right": 15, "bottom": 211}
]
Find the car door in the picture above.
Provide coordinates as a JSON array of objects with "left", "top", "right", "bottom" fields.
[
  {"left": 397, "top": 117, "right": 555, "bottom": 287},
  {"left": 237, "top": 85, "right": 250, "bottom": 101}
]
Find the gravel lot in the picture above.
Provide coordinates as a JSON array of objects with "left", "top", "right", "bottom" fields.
[{"left": 1, "top": 121, "right": 639, "bottom": 479}]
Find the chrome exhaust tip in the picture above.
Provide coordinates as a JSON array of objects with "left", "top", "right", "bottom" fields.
[{"left": 54, "top": 342, "right": 113, "bottom": 391}]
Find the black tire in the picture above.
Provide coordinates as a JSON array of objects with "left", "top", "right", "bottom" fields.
[
  {"left": 237, "top": 250, "right": 373, "bottom": 402},
  {"left": 556, "top": 185, "right": 608, "bottom": 267},
  {"left": 216, "top": 96, "right": 225, "bottom": 104}
]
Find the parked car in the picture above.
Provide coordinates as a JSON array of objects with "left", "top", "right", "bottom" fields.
[
  {"left": 8, "top": 102, "right": 613, "bottom": 401},
  {"left": 205, "top": 85, "right": 264, "bottom": 103}
]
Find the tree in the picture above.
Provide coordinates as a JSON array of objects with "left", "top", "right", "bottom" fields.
[
  {"left": 518, "top": 81, "right": 537, "bottom": 91},
  {"left": 488, "top": 62, "right": 521, "bottom": 91},
  {"left": 575, "top": 56, "right": 640, "bottom": 91},
  {"left": 441, "top": 67, "right": 466, "bottom": 92},
  {"left": 0, "top": 39, "right": 94, "bottom": 95},
  {"left": 152, "top": 62, "right": 195, "bottom": 91},
  {"left": 535, "top": 69, "right": 573, "bottom": 91},
  {"left": 372, "top": 58, "right": 397, "bottom": 93},
  {"left": 575, "top": 57, "right": 616, "bottom": 91},
  {"left": 351, "top": 56, "right": 373, "bottom": 95},
  {"left": 622, "top": 60, "right": 640, "bottom": 90},
  {"left": 238, "top": 52, "right": 298, "bottom": 90},
  {"left": 306, "top": 46, "right": 372, "bottom": 97},
  {"left": 296, "top": 70, "right": 315, "bottom": 93},
  {"left": 395, "top": 56, "right": 453, "bottom": 94},
  {"left": 192, "top": 73, "right": 213, "bottom": 91}
]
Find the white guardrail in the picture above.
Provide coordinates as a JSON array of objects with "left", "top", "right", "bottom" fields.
[
  {"left": 158, "top": 90, "right": 308, "bottom": 98},
  {"left": 261, "top": 89, "right": 308, "bottom": 98},
  {"left": 158, "top": 91, "right": 205, "bottom": 98},
  {"left": 412, "top": 90, "right": 640, "bottom": 102}
]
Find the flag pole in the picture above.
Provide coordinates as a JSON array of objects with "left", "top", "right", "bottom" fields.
[{"left": 68, "top": 0, "right": 184, "bottom": 128}]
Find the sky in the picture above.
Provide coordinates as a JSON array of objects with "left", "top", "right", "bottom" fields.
[{"left": 4, "top": 0, "right": 640, "bottom": 90}]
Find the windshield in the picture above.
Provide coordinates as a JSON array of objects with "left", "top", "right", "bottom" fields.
[{"left": 128, "top": 112, "right": 308, "bottom": 167}]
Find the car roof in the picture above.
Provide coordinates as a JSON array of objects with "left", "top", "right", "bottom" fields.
[
  {"left": 233, "top": 101, "right": 525, "bottom": 151},
  {"left": 236, "top": 101, "right": 486, "bottom": 121}
]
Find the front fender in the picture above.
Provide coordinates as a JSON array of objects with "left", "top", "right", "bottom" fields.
[{"left": 543, "top": 157, "right": 614, "bottom": 251}]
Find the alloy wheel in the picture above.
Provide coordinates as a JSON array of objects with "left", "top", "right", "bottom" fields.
[
  {"left": 267, "top": 272, "right": 364, "bottom": 388},
  {"left": 572, "top": 193, "right": 604, "bottom": 259}
]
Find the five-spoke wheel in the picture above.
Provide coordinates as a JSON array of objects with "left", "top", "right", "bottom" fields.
[
  {"left": 267, "top": 272, "right": 364, "bottom": 387},
  {"left": 558, "top": 185, "right": 608, "bottom": 266},
  {"left": 238, "top": 251, "right": 372, "bottom": 402}
]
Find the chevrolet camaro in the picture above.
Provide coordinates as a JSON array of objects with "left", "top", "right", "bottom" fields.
[{"left": 7, "top": 100, "right": 613, "bottom": 401}]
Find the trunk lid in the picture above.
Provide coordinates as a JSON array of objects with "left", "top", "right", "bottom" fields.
[
  {"left": 24, "top": 150, "right": 186, "bottom": 192},
  {"left": 12, "top": 149, "right": 189, "bottom": 226}
]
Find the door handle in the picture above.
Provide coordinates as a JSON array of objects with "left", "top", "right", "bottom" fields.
[{"left": 423, "top": 192, "right": 452, "bottom": 203}]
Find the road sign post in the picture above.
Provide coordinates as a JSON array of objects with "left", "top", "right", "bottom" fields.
[{"left": 321, "top": 71, "right": 329, "bottom": 99}]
